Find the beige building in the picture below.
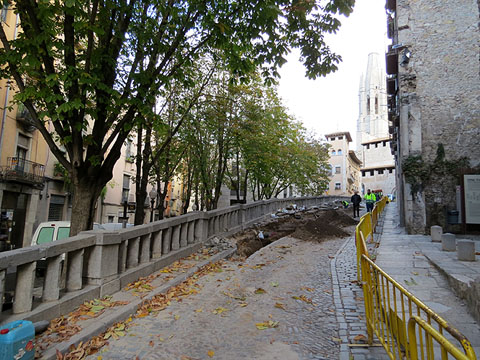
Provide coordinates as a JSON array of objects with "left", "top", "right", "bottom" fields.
[
  {"left": 325, "top": 132, "right": 361, "bottom": 196},
  {"left": 386, "top": 0, "right": 480, "bottom": 233},
  {"left": 0, "top": 9, "right": 50, "bottom": 249}
]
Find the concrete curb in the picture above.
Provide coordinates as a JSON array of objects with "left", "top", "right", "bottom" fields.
[
  {"left": 41, "top": 247, "right": 237, "bottom": 360},
  {"left": 422, "top": 253, "right": 480, "bottom": 323}
]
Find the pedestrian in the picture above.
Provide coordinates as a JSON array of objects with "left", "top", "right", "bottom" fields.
[
  {"left": 351, "top": 191, "right": 361, "bottom": 218},
  {"left": 364, "top": 189, "right": 376, "bottom": 212}
]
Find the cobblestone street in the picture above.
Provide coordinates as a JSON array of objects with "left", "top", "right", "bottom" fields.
[{"left": 86, "top": 235, "right": 348, "bottom": 360}]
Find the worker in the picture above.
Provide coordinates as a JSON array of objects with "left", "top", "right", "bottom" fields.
[
  {"left": 364, "top": 189, "right": 376, "bottom": 212},
  {"left": 342, "top": 200, "right": 349, "bottom": 209},
  {"left": 351, "top": 191, "right": 362, "bottom": 218}
]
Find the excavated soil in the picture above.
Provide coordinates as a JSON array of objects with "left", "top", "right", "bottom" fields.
[{"left": 233, "top": 208, "right": 358, "bottom": 257}]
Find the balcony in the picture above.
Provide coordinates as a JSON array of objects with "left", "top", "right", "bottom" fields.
[
  {"left": 386, "top": 47, "right": 398, "bottom": 75},
  {"left": 16, "top": 104, "right": 36, "bottom": 133},
  {"left": 386, "top": 0, "right": 396, "bottom": 12},
  {"left": 0, "top": 157, "right": 45, "bottom": 188}
]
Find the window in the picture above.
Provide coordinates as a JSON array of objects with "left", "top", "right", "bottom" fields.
[
  {"left": 378, "top": 169, "right": 384, "bottom": 175},
  {"left": 383, "top": 141, "right": 387, "bottom": 147},
  {"left": 367, "top": 95, "right": 370, "bottom": 115},
  {"left": 362, "top": 171, "right": 366, "bottom": 177},
  {"left": 335, "top": 166, "right": 341, "bottom": 174},
  {"left": 330, "top": 137, "right": 335, "bottom": 141},
  {"left": 1, "top": 4, "right": 8, "bottom": 23},
  {"left": 375, "top": 143, "right": 378, "bottom": 148},
  {"left": 337, "top": 149, "right": 342, "bottom": 155},
  {"left": 389, "top": 168, "right": 393, "bottom": 174},
  {"left": 338, "top": 136, "right": 343, "bottom": 140},
  {"left": 48, "top": 195, "right": 65, "bottom": 221},
  {"left": 122, "top": 175, "right": 130, "bottom": 203},
  {"left": 335, "top": 183, "right": 341, "bottom": 190},
  {"left": 366, "top": 144, "right": 370, "bottom": 150},
  {"left": 16, "top": 134, "right": 30, "bottom": 171},
  {"left": 125, "top": 139, "right": 133, "bottom": 162},
  {"left": 56, "top": 227, "right": 70, "bottom": 241},
  {"left": 37, "top": 227, "right": 54, "bottom": 244},
  {"left": 375, "top": 96, "right": 379, "bottom": 114},
  {"left": 370, "top": 170, "right": 374, "bottom": 176},
  {"left": 331, "top": 150, "right": 336, "bottom": 155},
  {"left": 108, "top": 215, "right": 115, "bottom": 223}
]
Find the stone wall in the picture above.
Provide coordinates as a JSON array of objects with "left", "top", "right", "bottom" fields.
[{"left": 396, "top": 0, "right": 480, "bottom": 233}]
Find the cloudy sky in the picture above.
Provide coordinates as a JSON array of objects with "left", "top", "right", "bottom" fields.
[{"left": 278, "top": 0, "right": 389, "bottom": 148}]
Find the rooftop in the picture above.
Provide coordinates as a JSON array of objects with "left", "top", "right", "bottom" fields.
[{"left": 325, "top": 131, "right": 352, "bottom": 142}]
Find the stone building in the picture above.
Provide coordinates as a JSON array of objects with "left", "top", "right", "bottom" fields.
[
  {"left": 325, "top": 132, "right": 361, "bottom": 196},
  {"left": 357, "top": 53, "right": 396, "bottom": 197},
  {"left": 386, "top": 0, "right": 480, "bottom": 233}
]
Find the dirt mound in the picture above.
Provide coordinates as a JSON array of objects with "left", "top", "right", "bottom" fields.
[
  {"left": 291, "top": 217, "right": 350, "bottom": 242},
  {"left": 232, "top": 208, "right": 358, "bottom": 257}
]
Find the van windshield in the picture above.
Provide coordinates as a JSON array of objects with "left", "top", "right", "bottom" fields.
[
  {"left": 37, "top": 227, "right": 54, "bottom": 244},
  {"left": 57, "top": 227, "right": 70, "bottom": 241}
]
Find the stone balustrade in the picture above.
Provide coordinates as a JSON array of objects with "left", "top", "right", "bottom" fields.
[{"left": 0, "top": 195, "right": 345, "bottom": 324}]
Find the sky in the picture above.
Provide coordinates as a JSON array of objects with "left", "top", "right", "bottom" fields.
[{"left": 278, "top": 0, "right": 389, "bottom": 148}]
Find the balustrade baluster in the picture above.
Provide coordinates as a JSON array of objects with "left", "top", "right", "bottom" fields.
[
  {"left": 127, "top": 237, "right": 140, "bottom": 268},
  {"left": 13, "top": 262, "right": 36, "bottom": 313},
  {"left": 43, "top": 255, "right": 62, "bottom": 301},
  {"left": 151, "top": 230, "right": 163, "bottom": 259},
  {"left": 139, "top": 234, "right": 151, "bottom": 263},
  {"left": 67, "top": 250, "right": 84, "bottom": 292}
]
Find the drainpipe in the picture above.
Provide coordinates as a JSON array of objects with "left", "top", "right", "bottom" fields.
[{"left": 0, "top": 13, "right": 20, "bottom": 160}]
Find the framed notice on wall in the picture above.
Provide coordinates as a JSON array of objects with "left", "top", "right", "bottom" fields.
[{"left": 464, "top": 174, "right": 480, "bottom": 224}]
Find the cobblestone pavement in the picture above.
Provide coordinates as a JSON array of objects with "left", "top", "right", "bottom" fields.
[
  {"left": 87, "top": 235, "right": 347, "bottom": 360},
  {"left": 331, "top": 234, "right": 389, "bottom": 360}
]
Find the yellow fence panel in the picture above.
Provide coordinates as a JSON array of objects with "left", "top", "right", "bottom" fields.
[{"left": 355, "top": 198, "right": 476, "bottom": 360}]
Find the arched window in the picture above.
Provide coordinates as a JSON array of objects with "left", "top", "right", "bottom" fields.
[
  {"left": 366, "top": 95, "right": 370, "bottom": 115},
  {"left": 337, "top": 149, "right": 342, "bottom": 155},
  {"left": 331, "top": 150, "right": 336, "bottom": 155},
  {"left": 375, "top": 95, "right": 379, "bottom": 114}
]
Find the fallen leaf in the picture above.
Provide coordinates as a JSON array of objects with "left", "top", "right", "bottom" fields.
[
  {"left": 354, "top": 334, "right": 367, "bottom": 343},
  {"left": 195, "top": 308, "right": 203, "bottom": 313},
  {"left": 332, "top": 337, "right": 342, "bottom": 343},
  {"left": 274, "top": 302, "right": 286, "bottom": 310},
  {"left": 213, "top": 307, "right": 228, "bottom": 315},
  {"left": 256, "top": 320, "right": 279, "bottom": 330},
  {"left": 149, "top": 340, "right": 154, "bottom": 347},
  {"left": 270, "top": 281, "right": 279, "bottom": 287},
  {"left": 174, "top": 314, "right": 180, "bottom": 320},
  {"left": 239, "top": 302, "right": 248, "bottom": 307},
  {"left": 254, "top": 288, "right": 266, "bottom": 294},
  {"left": 208, "top": 350, "right": 215, "bottom": 357}
]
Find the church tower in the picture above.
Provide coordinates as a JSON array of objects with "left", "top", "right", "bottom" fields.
[
  {"left": 356, "top": 53, "right": 395, "bottom": 196},
  {"left": 357, "top": 53, "right": 388, "bottom": 152}
]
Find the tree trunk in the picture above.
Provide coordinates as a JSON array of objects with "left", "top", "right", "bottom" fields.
[
  {"left": 70, "top": 174, "right": 105, "bottom": 236},
  {"left": 135, "top": 124, "right": 153, "bottom": 225}
]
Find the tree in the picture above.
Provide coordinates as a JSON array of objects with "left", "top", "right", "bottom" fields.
[{"left": 0, "top": 0, "right": 354, "bottom": 235}]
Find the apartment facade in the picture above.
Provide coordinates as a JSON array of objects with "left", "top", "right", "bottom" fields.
[{"left": 325, "top": 132, "right": 361, "bottom": 196}]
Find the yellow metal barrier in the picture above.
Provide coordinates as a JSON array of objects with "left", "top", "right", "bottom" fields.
[
  {"left": 355, "top": 198, "right": 477, "bottom": 360},
  {"left": 408, "top": 316, "right": 475, "bottom": 360}
]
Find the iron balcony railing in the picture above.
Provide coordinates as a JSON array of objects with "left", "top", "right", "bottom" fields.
[{"left": 0, "top": 157, "right": 45, "bottom": 186}]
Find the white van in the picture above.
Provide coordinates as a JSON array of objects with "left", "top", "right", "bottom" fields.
[{"left": 31, "top": 221, "right": 104, "bottom": 246}]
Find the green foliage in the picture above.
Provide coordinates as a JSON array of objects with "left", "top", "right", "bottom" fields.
[
  {"left": 402, "top": 144, "right": 470, "bottom": 195},
  {"left": 53, "top": 161, "right": 72, "bottom": 190},
  {"left": 0, "top": 0, "right": 354, "bottom": 231}
]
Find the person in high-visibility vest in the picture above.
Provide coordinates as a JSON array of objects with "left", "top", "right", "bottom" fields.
[{"left": 364, "top": 189, "right": 376, "bottom": 212}]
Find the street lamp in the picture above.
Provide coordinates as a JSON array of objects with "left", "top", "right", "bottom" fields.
[{"left": 149, "top": 187, "right": 157, "bottom": 222}]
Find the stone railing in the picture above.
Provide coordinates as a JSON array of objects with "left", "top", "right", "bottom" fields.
[{"left": 0, "top": 195, "right": 346, "bottom": 324}]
